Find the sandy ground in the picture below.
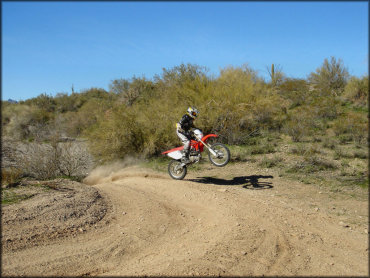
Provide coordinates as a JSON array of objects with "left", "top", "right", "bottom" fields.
[{"left": 1, "top": 162, "right": 368, "bottom": 276}]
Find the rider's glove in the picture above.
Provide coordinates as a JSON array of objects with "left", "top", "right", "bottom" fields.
[{"left": 189, "top": 130, "right": 197, "bottom": 140}]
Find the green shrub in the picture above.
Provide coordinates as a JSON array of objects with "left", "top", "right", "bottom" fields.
[
  {"left": 283, "top": 107, "right": 316, "bottom": 142},
  {"left": 258, "top": 155, "right": 283, "bottom": 168},
  {"left": 342, "top": 76, "right": 368, "bottom": 107},
  {"left": 308, "top": 56, "right": 349, "bottom": 96},
  {"left": 333, "top": 147, "right": 353, "bottom": 160},
  {"left": 322, "top": 137, "right": 336, "bottom": 149},
  {"left": 2, "top": 190, "right": 34, "bottom": 205},
  {"left": 1, "top": 167, "right": 22, "bottom": 187},
  {"left": 353, "top": 150, "right": 368, "bottom": 159},
  {"left": 230, "top": 145, "right": 252, "bottom": 162},
  {"left": 338, "top": 134, "right": 354, "bottom": 144},
  {"left": 309, "top": 96, "right": 340, "bottom": 120},
  {"left": 290, "top": 144, "right": 322, "bottom": 156},
  {"left": 332, "top": 112, "right": 367, "bottom": 144},
  {"left": 287, "top": 155, "right": 337, "bottom": 173},
  {"left": 249, "top": 143, "right": 276, "bottom": 155}
]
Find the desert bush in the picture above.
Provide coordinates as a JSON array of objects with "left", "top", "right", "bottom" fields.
[
  {"left": 1, "top": 167, "right": 23, "bottom": 187},
  {"left": 251, "top": 94, "right": 287, "bottom": 131},
  {"left": 333, "top": 147, "right": 353, "bottom": 160},
  {"left": 56, "top": 141, "right": 93, "bottom": 177},
  {"left": 353, "top": 150, "right": 368, "bottom": 159},
  {"left": 288, "top": 155, "right": 337, "bottom": 173},
  {"left": 62, "top": 98, "right": 110, "bottom": 137},
  {"left": 86, "top": 105, "right": 145, "bottom": 161},
  {"left": 279, "top": 78, "right": 309, "bottom": 94},
  {"left": 338, "top": 134, "right": 354, "bottom": 144},
  {"left": 258, "top": 155, "right": 283, "bottom": 168},
  {"left": 309, "top": 95, "right": 340, "bottom": 120},
  {"left": 156, "top": 63, "right": 210, "bottom": 89},
  {"left": 249, "top": 143, "right": 276, "bottom": 155},
  {"left": 2, "top": 101, "right": 58, "bottom": 141},
  {"left": 229, "top": 145, "right": 252, "bottom": 162},
  {"left": 277, "top": 78, "right": 311, "bottom": 110},
  {"left": 339, "top": 165, "right": 365, "bottom": 177},
  {"left": 332, "top": 112, "right": 367, "bottom": 144},
  {"left": 283, "top": 106, "right": 316, "bottom": 142},
  {"left": 54, "top": 92, "right": 81, "bottom": 113},
  {"left": 322, "top": 137, "right": 337, "bottom": 149},
  {"left": 1, "top": 189, "right": 34, "bottom": 205},
  {"left": 342, "top": 76, "right": 368, "bottom": 108},
  {"left": 23, "top": 93, "right": 57, "bottom": 112},
  {"left": 16, "top": 142, "right": 58, "bottom": 179},
  {"left": 14, "top": 139, "right": 92, "bottom": 180},
  {"left": 308, "top": 56, "right": 349, "bottom": 96},
  {"left": 110, "top": 77, "right": 155, "bottom": 106},
  {"left": 290, "top": 144, "right": 322, "bottom": 156},
  {"left": 3, "top": 104, "right": 36, "bottom": 140}
]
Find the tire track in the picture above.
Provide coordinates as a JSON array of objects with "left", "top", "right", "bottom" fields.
[{"left": 2, "top": 166, "right": 368, "bottom": 276}]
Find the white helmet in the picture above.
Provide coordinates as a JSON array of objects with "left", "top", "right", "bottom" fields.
[{"left": 187, "top": 107, "right": 199, "bottom": 119}]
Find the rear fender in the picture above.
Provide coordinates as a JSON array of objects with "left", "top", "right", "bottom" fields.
[
  {"left": 161, "top": 146, "right": 184, "bottom": 155},
  {"left": 167, "top": 150, "right": 183, "bottom": 160}
]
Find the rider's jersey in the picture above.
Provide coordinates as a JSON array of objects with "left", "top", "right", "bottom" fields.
[{"left": 176, "top": 114, "right": 195, "bottom": 134}]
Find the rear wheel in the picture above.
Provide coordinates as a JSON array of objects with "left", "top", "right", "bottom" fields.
[
  {"left": 168, "top": 160, "right": 187, "bottom": 180},
  {"left": 208, "top": 143, "right": 230, "bottom": 167}
]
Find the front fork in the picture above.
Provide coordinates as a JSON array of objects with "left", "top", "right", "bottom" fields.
[{"left": 198, "top": 138, "right": 218, "bottom": 157}]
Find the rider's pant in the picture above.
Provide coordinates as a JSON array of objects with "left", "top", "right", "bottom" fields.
[{"left": 176, "top": 130, "right": 190, "bottom": 155}]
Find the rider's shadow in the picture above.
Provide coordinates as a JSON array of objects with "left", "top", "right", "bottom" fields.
[{"left": 189, "top": 175, "right": 274, "bottom": 190}]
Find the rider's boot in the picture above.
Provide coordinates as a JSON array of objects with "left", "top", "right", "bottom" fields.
[{"left": 181, "top": 150, "right": 190, "bottom": 164}]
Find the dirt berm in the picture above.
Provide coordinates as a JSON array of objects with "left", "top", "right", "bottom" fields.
[{"left": 1, "top": 163, "right": 368, "bottom": 276}]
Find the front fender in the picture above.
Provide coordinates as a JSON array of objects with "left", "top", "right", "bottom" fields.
[{"left": 201, "top": 134, "right": 218, "bottom": 143}]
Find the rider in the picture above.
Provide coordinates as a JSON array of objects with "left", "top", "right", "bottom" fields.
[{"left": 176, "top": 107, "right": 199, "bottom": 164}]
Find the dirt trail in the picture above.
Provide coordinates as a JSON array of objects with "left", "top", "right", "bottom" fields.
[{"left": 2, "top": 163, "right": 368, "bottom": 276}]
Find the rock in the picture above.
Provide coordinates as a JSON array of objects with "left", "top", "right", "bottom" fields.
[
  {"left": 122, "top": 212, "right": 127, "bottom": 215},
  {"left": 217, "top": 188, "right": 228, "bottom": 193},
  {"left": 315, "top": 207, "right": 320, "bottom": 212},
  {"left": 339, "top": 221, "right": 350, "bottom": 228}
]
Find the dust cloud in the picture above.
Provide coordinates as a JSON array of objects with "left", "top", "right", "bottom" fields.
[{"left": 82, "top": 157, "right": 142, "bottom": 185}]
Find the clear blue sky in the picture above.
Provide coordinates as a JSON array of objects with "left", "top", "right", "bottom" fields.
[{"left": 2, "top": 1, "right": 368, "bottom": 101}]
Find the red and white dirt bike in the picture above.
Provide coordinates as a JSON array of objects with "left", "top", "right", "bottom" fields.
[{"left": 162, "top": 129, "right": 230, "bottom": 180}]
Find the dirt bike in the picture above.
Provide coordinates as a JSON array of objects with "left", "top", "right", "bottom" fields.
[{"left": 162, "top": 129, "right": 230, "bottom": 180}]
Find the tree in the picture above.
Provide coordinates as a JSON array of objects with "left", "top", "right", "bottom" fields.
[
  {"left": 155, "top": 63, "right": 209, "bottom": 88},
  {"left": 308, "top": 56, "right": 349, "bottom": 96},
  {"left": 109, "top": 77, "right": 154, "bottom": 106}
]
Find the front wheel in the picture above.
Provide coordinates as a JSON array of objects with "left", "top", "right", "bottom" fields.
[
  {"left": 208, "top": 143, "right": 230, "bottom": 167},
  {"left": 168, "top": 160, "right": 187, "bottom": 180}
]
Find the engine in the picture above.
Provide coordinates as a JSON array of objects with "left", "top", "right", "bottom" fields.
[{"left": 189, "top": 150, "right": 201, "bottom": 163}]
